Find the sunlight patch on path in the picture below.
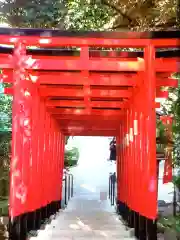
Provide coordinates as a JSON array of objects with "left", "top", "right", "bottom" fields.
[{"left": 80, "top": 183, "right": 96, "bottom": 192}]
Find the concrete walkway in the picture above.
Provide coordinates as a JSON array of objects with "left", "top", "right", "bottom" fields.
[
  {"left": 30, "top": 196, "right": 135, "bottom": 239},
  {"left": 30, "top": 137, "right": 135, "bottom": 239}
]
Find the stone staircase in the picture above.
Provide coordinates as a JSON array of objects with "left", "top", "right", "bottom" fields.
[
  {"left": 29, "top": 147, "right": 136, "bottom": 240},
  {"left": 29, "top": 196, "right": 136, "bottom": 240}
]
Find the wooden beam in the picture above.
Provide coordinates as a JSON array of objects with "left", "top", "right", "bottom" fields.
[{"left": 39, "top": 87, "right": 132, "bottom": 99}]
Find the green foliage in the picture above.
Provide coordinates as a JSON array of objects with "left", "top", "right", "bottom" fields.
[
  {"left": 65, "top": 147, "right": 79, "bottom": 161},
  {"left": 64, "top": 147, "right": 79, "bottom": 167},
  {"left": 0, "top": 0, "right": 67, "bottom": 28},
  {"left": 172, "top": 82, "right": 180, "bottom": 167},
  {"left": 156, "top": 120, "right": 167, "bottom": 144},
  {"left": 65, "top": 0, "right": 113, "bottom": 30},
  {"left": 0, "top": 130, "right": 10, "bottom": 211},
  {"left": 158, "top": 215, "right": 180, "bottom": 233},
  {"left": 0, "top": 83, "right": 12, "bottom": 180},
  {"left": 0, "top": 198, "right": 8, "bottom": 216},
  {"left": 160, "top": 76, "right": 180, "bottom": 167},
  {"left": 65, "top": 136, "right": 70, "bottom": 145},
  {"left": 0, "top": 0, "right": 178, "bottom": 30},
  {"left": 101, "top": 0, "right": 178, "bottom": 30},
  {"left": 173, "top": 175, "right": 180, "bottom": 188},
  {"left": 0, "top": 83, "right": 11, "bottom": 218},
  {"left": 0, "top": 86, "right": 12, "bottom": 131}
]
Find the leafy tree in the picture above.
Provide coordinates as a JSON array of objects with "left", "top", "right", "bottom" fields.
[
  {"left": 0, "top": 83, "right": 12, "bottom": 166},
  {"left": 159, "top": 74, "right": 180, "bottom": 217},
  {"left": 0, "top": 0, "right": 67, "bottom": 28},
  {"left": 0, "top": 85, "right": 12, "bottom": 131},
  {"left": 161, "top": 74, "right": 180, "bottom": 167},
  {"left": 65, "top": 0, "right": 113, "bottom": 30},
  {"left": 65, "top": 136, "right": 70, "bottom": 145},
  {"left": 101, "top": 0, "right": 178, "bottom": 30},
  {"left": 0, "top": 83, "right": 11, "bottom": 217},
  {"left": 64, "top": 147, "right": 79, "bottom": 167},
  {"left": 0, "top": 0, "right": 179, "bottom": 227},
  {"left": 0, "top": 0, "right": 178, "bottom": 30}
]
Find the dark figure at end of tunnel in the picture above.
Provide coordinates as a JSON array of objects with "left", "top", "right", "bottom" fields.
[{"left": 109, "top": 137, "right": 116, "bottom": 161}]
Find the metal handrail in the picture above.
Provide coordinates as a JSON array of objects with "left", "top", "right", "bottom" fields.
[
  {"left": 64, "top": 172, "right": 74, "bottom": 206},
  {"left": 109, "top": 172, "right": 116, "bottom": 206}
]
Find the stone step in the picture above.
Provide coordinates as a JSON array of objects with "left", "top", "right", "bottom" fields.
[
  {"left": 48, "top": 225, "right": 127, "bottom": 231},
  {"left": 50, "top": 221, "right": 127, "bottom": 230},
  {"left": 41, "top": 229, "right": 131, "bottom": 237},
  {"left": 42, "top": 223, "right": 128, "bottom": 231}
]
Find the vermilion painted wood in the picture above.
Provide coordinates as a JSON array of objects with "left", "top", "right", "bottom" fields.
[
  {"left": 59, "top": 132, "right": 64, "bottom": 203},
  {"left": 116, "top": 134, "right": 120, "bottom": 202},
  {"left": 124, "top": 112, "right": 127, "bottom": 204},
  {"left": 151, "top": 38, "right": 179, "bottom": 47},
  {"left": 53, "top": 119, "right": 59, "bottom": 202},
  {"left": 56, "top": 131, "right": 60, "bottom": 202},
  {"left": 62, "top": 123, "right": 120, "bottom": 129},
  {"left": 122, "top": 119, "right": 125, "bottom": 203},
  {"left": 2, "top": 71, "right": 178, "bottom": 89},
  {"left": 59, "top": 123, "right": 120, "bottom": 129},
  {"left": 120, "top": 124, "right": 124, "bottom": 203},
  {"left": 0, "top": 53, "right": 179, "bottom": 62},
  {"left": 3, "top": 86, "right": 168, "bottom": 103},
  {"left": 46, "top": 113, "right": 52, "bottom": 205},
  {"left": 135, "top": 77, "right": 143, "bottom": 213},
  {"left": 39, "top": 100, "right": 46, "bottom": 208},
  {"left": 39, "top": 72, "right": 136, "bottom": 86},
  {"left": 57, "top": 119, "right": 121, "bottom": 124},
  {"left": 25, "top": 59, "right": 143, "bottom": 71},
  {"left": 0, "top": 67, "right": 173, "bottom": 81},
  {"left": 48, "top": 101, "right": 160, "bottom": 110},
  {"left": 43, "top": 110, "right": 48, "bottom": 206},
  {"left": 0, "top": 35, "right": 152, "bottom": 47},
  {"left": 3, "top": 87, "right": 14, "bottom": 95},
  {"left": 0, "top": 54, "right": 179, "bottom": 72},
  {"left": 50, "top": 118, "right": 54, "bottom": 203},
  {"left": 5, "top": 31, "right": 179, "bottom": 222},
  {"left": 53, "top": 119, "right": 57, "bottom": 202},
  {"left": 128, "top": 107, "right": 133, "bottom": 209},
  {"left": 156, "top": 78, "right": 178, "bottom": 88},
  {"left": 131, "top": 102, "right": 136, "bottom": 210},
  {"left": 48, "top": 108, "right": 124, "bottom": 116},
  {"left": 31, "top": 80, "right": 41, "bottom": 211},
  {"left": 0, "top": 34, "right": 178, "bottom": 47},
  {"left": 46, "top": 100, "right": 129, "bottom": 108},
  {"left": 125, "top": 109, "right": 129, "bottom": 205},
  {"left": 10, "top": 41, "right": 33, "bottom": 218},
  {"left": 59, "top": 133, "right": 63, "bottom": 202},
  {"left": 39, "top": 86, "right": 168, "bottom": 101},
  {"left": 144, "top": 45, "right": 157, "bottom": 219},
  {"left": 41, "top": 87, "right": 167, "bottom": 101},
  {"left": 55, "top": 115, "right": 123, "bottom": 121},
  {"left": 156, "top": 89, "right": 169, "bottom": 98},
  {"left": 60, "top": 127, "right": 117, "bottom": 132},
  {"left": 41, "top": 76, "right": 177, "bottom": 87},
  {"left": 54, "top": 121, "right": 59, "bottom": 202},
  {"left": 59, "top": 125, "right": 120, "bottom": 133},
  {"left": 60, "top": 133, "right": 65, "bottom": 202},
  {"left": 39, "top": 87, "right": 133, "bottom": 99},
  {"left": 62, "top": 131, "right": 116, "bottom": 136},
  {"left": 81, "top": 47, "right": 91, "bottom": 114}
]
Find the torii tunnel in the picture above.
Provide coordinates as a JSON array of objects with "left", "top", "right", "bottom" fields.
[{"left": 0, "top": 28, "right": 179, "bottom": 240}]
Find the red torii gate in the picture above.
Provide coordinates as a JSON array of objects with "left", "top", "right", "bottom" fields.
[{"left": 0, "top": 28, "right": 179, "bottom": 240}]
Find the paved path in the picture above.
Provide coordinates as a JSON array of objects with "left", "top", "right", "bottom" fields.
[
  {"left": 30, "top": 137, "right": 135, "bottom": 239},
  {"left": 30, "top": 196, "right": 135, "bottom": 239}
]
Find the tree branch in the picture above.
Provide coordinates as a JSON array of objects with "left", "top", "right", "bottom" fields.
[
  {"left": 101, "top": 0, "right": 133, "bottom": 23},
  {"left": 154, "top": 18, "right": 177, "bottom": 29},
  {"left": 108, "top": 22, "right": 131, "bottom": 30}
]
